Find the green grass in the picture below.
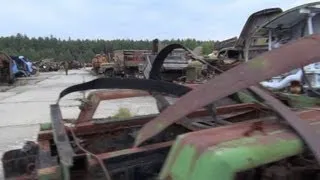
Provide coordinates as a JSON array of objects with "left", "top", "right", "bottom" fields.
[{"left": 111, "top": 107, "right": 132, "bottom": 119}]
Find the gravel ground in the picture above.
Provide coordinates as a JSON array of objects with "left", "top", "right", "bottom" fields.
[{"left": 0, "top": 69, "right": 158, "bottom": 178}]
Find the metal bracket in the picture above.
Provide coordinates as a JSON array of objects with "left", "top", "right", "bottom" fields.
[{"left": 50, "top": 104, "right": 74, "bottom": 167}]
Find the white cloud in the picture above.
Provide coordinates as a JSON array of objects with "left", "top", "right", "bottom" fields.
[
  {"left": 0, "top": 0, "right": 319, "bottom": 40},
  {"left": 289, "top": 0, "right": 319, "bottom": 8}
]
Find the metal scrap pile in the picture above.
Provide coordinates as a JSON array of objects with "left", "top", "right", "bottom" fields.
[
  {"left": 34, "top": 58, "right": 60, "bottom": 72},
  {"left": 2, "top": 2, "right": 320, "bottom": 180},
  {"left": 68, "top": 60, "right": 82, "bottom": 69},
  {"left": 2, "top": 34, "right": 320, "bottom": 179}
]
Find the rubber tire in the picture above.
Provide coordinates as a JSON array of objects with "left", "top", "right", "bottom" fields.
[{"left": 104, "top": 69, "right": 114, "bottom": 77}]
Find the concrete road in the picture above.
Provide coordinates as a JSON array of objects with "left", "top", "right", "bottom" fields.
[{"left": 0, "top": 69, "right": 158, "bottom": 178}]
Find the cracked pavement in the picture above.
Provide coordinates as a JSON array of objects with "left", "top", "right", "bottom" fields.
[{"left": 0, "top": 69, "right": 158, "bottom": 178}]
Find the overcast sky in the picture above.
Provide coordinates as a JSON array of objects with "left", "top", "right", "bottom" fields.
[{"left": 0, "top": 0, "right": 318, "bottom": 40}]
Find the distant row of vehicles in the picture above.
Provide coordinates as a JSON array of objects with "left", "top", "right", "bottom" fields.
[
  {"left": 91, "top": 2, "right": 320, "bottom": 96},
  {"left": 34, "top": 59, "right": 83, "bottom": 72},
  {"left": 91, "top": 45, "right": 204, "bottom": 82},
  {"left": 0, "top": 53, "right": 87, "bottom": 84}
]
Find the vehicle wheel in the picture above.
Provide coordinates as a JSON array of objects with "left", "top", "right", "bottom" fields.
[
  {"left": 8, "top": 75, "right": 15, "bottom": 84},
  {"left": 15, "top": 71, "right": 27, "bottom": 77},
  {"left": 134, "top": 72, "right": 145, "bottom": 79},
  {"left": 104, "top": 69, "right": 114, "bottom": 77}
]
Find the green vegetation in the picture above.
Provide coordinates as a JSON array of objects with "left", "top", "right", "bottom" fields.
[
  {"left": 111, "top": 107, "right": 132, "bottom": 119},
  {"left": 0, "top": 33, "right": 215, "bottom": 62}
]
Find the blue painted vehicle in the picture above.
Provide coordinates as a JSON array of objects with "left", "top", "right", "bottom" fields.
[
  {"left": 11, "top": 60, "right": 18, "bottom": 74},
  {"left": 10, "top": 56, "right": 36, "bottom": 76}
]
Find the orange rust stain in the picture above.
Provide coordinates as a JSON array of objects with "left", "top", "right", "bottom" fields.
[{"left": 243, "top": 121, "right": 266, "bottom": 136}]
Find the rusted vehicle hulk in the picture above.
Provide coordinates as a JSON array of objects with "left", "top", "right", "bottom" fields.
[
  {"left": 91, "top": 54, "right": 109, "bottom": 74},
  {"left": 35, "top": 58, "right": 60, "bottom": 72},
  {"left": 94, "top": 50, "right": 151, "bottom": 78},
  {"left": 140, "top": 40, "right": 208, "bottom": 82},
  {"left": 207, "top": 8, "right": 282, "bottom": 73},
  {"left": 68, "top": 60, "right": 82, "bottom": 69},
  {"left": 110, "top": 50, "right": 151, "bottom": 78},
  {"left": 2, "top": 31, "right": 320, "bottom": 180},
  {"left": 247, "top": 2, "right": 320, "bottom": 97},
  {"left": 0, "top": 52, "right": 15, "bottom": 84},
  {"left": 141, "top": 48, "right": 192, "bottom": 82}
]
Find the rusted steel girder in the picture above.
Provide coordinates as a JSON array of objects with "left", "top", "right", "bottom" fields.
[
  {"left": 89, "top": 141, "right": 173, "bottom": 166},
  {"left": 50, "top": 104, "right": 74, "bottom": 166},
  {"left": 135, "top": 34, "right": 320, "bottom": 147},
  {"left": 77, "top": 90, "right": 149, "bottom": 123},
  {"left": 38, "top": 114, "right": 155, "bottom": 141},
  {"left": 38, "top": 103, "right": 262, "bottom": 141}
]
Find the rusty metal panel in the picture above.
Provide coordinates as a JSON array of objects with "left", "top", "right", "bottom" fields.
[
  {"left": 135, "top": 34, "right": 320, "bottom": 147},
  {"left": 38, "top": 103, "right": 262, "bottom": 141},
  {"left": 249, "top": 86, "right": 320, "bottom": 162},
  {"left": 159, "top": 109, "right": 320, "bottom": 179}
]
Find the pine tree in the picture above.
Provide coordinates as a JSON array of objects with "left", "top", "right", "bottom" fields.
[{"left": 0, "top": 34, "right": 215, "bottom": 61}]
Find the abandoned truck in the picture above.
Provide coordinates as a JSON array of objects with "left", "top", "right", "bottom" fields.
[
  {"left": 102, "top": 50, "right": 151, "bottom": 78},
  {"left": 248, "top": 2, "right": 320, "bottom": 96},
  {"left": 141, "top": 48, "right": 191, "bottom": 82},
  {"left": 10, "top": 56, "right": 37, "bottom": 76},
  {"left": 140, "top": 39, "right": 208, "bottom": 82},
  {"left": 92, "top": 50, "right": 151, "bottom": 78},
  {"left": 206, "top": 8, "right": 282, "bottom": 72}
]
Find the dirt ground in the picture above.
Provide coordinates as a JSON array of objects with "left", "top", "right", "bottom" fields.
[{"left": 0, "top": 68, "right": 159, "bottom": 178}]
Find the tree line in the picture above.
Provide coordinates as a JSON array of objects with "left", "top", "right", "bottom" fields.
[{"left": 0, "top": 33, "right": 216, "bottom": 62}]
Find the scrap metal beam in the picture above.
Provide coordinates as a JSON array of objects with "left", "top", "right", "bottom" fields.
[
  {"left": 135, "top": 34, "right": 320, "bottom": 147},
  {"left": 38, "top": 114, "right": 155, "bottom": 141},
  {"left": 50, "top": 104, "right": 74, "bottom": 167},
  {"left": 94, "top": 141, "right": 172, "bottom": 163},
  {"left": 86, "top": 141, "right": 172, "bottom": 178},
  {"left": 38, "top": 103, "right": 262, "bottom": 141}
]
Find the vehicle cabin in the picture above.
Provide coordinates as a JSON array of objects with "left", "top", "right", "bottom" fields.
[
  {"left": 212, "top": 8, "right": 282, "bottom": 68},
  {"left": 248, "top": 2, "right": 320, "bottom": 93},
  {"left": 113, "top": 50, "right": 151, "bottom": 67}
]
